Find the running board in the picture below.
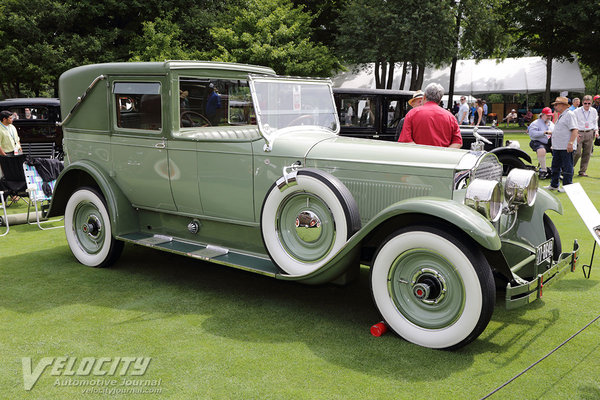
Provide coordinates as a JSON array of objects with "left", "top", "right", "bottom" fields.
[{"left": 117, "top": 232, "right": 281, "bottom": 277}]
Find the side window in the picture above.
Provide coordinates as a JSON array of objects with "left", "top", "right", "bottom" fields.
[
  {"left": 113, "top": 82, "right": 162, "bottom": 131},
  {"left": 179, "top": 78, "right": 256, "bottom": 128},
  {"left": 337, "top": 95, "right": 376, "bottom": 128}
]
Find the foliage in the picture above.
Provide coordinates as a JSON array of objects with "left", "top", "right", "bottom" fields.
[
  {"left": 501, "top": 1, "right": 597, "bottom": 104},
  {"left": 207, "top": 0, "right": 341, "bottom": 76},
  {"left": 129, "top": 14, "right": 198, "bottom": 62},
  {"left": 335, "top": 0, "right": 456, "bottom": 89}
]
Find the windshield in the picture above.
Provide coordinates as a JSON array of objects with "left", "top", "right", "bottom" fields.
[{"left": 249, "top": 77, "right": 339, "bottom": 137}]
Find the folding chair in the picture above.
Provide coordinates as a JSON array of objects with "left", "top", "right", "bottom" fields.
[
  {"left": 23, "top": 163, "right": 63, "bottom": 230},
  {"left": 0, "top": 154, "right": 29, "bottom": 208}
]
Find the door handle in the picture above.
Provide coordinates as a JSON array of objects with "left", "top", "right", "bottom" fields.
[{"left": 154, "top": 141, "right": 166, "bottom": 149}]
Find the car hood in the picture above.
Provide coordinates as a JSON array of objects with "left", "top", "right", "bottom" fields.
[{"left": 304, "top": 136, "right": 469, "bottom": 175}]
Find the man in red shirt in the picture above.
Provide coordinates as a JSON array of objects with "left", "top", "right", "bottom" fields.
[{"left": 398, "top": 83, "right": 463, "bottom": 148}]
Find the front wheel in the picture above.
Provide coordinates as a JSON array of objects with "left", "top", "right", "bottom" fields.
[
  {"left": 64, "top": 187, "right": 123, "bottom": 268},
  {"left": 371, "top": 225, "right": 495, "bottom": 349}
]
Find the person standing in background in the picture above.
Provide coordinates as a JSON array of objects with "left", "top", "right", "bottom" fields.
[
  {"left": 545, "top": 97, "right": 578, "bottom": 192},
  {"left": 0, "top": 110, "right": 22, "bottom": 156},
  {"left": 573, "top": 95, "right": 599, "bottom": 177},
  {"left": 458, "top": 96, "right": 469, "bottom": 125}
]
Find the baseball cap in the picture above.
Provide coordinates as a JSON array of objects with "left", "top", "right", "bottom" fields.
[{"left": 541, "top": 107, "right": 553, "bottom": 116}]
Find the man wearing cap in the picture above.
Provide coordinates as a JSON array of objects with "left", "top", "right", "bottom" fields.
[
  {"left": 593, "top": 95, "right": 600, "bottom": 116},
  {"left": 399, "top": 83, "right": 462, "bottom": 148},
  {"left": 457, "top": 96, "right": 469, "bottom": 125},
  {"left": 394, "top": 90, "right": 424, "bottom": 140},
  {"left": 527, "top": 107, "right": 554, "bottom": 179},
  {"left": 573, "top": 95, "right": 599, "bottom": 177},
  {"left": 545, "top": 96, "right": 579, "bottom": 192},
  {"left": 502, "top": 109, "right": 518, "bottom": 127}
]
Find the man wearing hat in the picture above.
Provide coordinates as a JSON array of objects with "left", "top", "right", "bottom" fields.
[
  {"left": 573, "top": 95, "right": 599, "bottom": 177},
  {"left": 394, "top": 90, "right": 424, "bottom": 140},
  {"left": 527, "top": 107, "right": 554, "bottom": 179},
  {"left": 593, "top": 95, "right": 600, "bottom": 115},
  {"left": 545, "top": 96, "right": 579, "bottom": 192},
  {"left": 399, "top": 83, "right": 462, "bottom": 148}
]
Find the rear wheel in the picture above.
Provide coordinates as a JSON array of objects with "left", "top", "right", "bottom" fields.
[
  {"left": 65, "top": 187, "right": 123, "bottom": 268},
  {"left": 371, "top": 225, "right": 495, "bottom": 349}
]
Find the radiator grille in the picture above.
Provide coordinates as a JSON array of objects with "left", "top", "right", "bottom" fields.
[{"left": 341, "top": 178, "right": 432, "bottom": 223}]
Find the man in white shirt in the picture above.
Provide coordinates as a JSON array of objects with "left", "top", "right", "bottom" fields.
[
  {"left": 0, "top": 110, "right": 22, "bottom": 156},
  {"left": 457, "top": 96, "right": 469, "bottom": 125},
  {"left": 573, "top": 95, "right": 599, "bottom": 176}
]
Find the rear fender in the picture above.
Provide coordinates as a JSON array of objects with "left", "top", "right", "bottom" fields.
[{"left": 47, "top": 160, "right": 138, "bottom": 235}]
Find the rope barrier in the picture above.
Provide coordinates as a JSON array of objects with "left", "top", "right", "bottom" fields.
[{"left": 480, "top": 313, "right": 600, "bottom": 399}]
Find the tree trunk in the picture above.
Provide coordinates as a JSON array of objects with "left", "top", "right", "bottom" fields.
[
  {"left": 399, "top": 62, "right": 407, "bottom": 91},
  {"left": 386, "top": 62, "right": 395, "bottom": 90},
  {"left": 448, "top": 1, "right": 462, "bottom": 110},
  {"left": 416, "top": 62, "right": 425, "bottom": 90},
  {"left": 544, "top": 55, "right": 553, "bottom": 106},
  {"left": 375, "top": 61, "right": 381, "bottom": 89},
  {"left": 379, "top": 61, "right": 387, "bottom": 89},
  {"left": 448, "top": 57, "right": 458, "bottom": 110},
  {"left": 409, "top": 63, "right": 418, "bottom": 90}
]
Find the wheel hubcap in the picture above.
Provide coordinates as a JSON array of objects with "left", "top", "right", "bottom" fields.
[
  {"left": 276, "top": 192, "right": 335, "bottom": 262},
  {"left": 73, "top": 201, "right": 105, "bottom": 254},
  {"left": 387, "top": 249, "right": 465, "bottom": 329}
]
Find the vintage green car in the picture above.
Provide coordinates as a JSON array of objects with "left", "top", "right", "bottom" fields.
[{"left": 48, "top": 61, "right": 578, "bottom": 350}]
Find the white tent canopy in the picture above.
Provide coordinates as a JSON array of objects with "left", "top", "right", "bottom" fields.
[{"left": 332, "top": 57, "right": 585, "bottom": 95}]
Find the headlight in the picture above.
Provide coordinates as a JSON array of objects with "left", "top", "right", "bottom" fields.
[
  {"left": 505, "top": 169, "right": 537, "bottom": 206},
  {"left": 464, "top": 179, "right": 504, "bottom": 222}
]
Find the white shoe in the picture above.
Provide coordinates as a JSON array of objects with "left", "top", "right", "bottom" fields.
[{"left": 544, "top": 185, "right": 558, "bottom": 191}]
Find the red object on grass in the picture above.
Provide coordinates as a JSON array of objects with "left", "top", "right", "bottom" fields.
[{"left": 370, "top": 322, "right": 388, "bottom": 337}]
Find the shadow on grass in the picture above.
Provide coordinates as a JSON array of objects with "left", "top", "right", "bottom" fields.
[{"left": 0, "top": 243, "right": 482, "bottom": 381}]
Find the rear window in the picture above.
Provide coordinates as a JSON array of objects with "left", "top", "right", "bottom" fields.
[
  {"left": 113, "top": 82, "right": 162, "bottom": 131},
  {"left": 7, "top": 106, "right": 49, "bottom": 121}
]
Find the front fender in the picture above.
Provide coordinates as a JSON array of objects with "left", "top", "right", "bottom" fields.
[
  {"left": 47, "top": 160, "right": 138, "bottom": 236},
  {"left": 278, "top": 197, "right": 501, "bottom": 284},
  {"left": 489, "top": 146, "right": 532, "bottom": 164}
]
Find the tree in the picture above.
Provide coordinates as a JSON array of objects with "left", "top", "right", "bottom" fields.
[
  {"left": 335, "top": 0, "right": 455, "bottom": 90},
  {"left": 207, "top": 0, "right": 341, "bottom": 76},
  {"left": 503, "top": 1, "right": 587, "bottom": 105},
  {"left": 446, "top": 0, "right": 509, "bottom": 108}
]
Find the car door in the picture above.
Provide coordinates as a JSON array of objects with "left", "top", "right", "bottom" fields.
[{"left": 110, "top": 78, "right": 177, "bottom": 211}]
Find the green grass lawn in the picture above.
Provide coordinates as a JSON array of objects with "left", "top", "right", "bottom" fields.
[{"left": 1, "top": 139, "right": 600, "bottom": 399}]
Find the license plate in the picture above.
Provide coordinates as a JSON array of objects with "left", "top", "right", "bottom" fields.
[{"left": 536, "top": 238, "right": 554, "bottom": 265}]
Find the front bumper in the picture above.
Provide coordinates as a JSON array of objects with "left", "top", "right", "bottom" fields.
[{"left": 505, "top": 240, "right": 579, "bottom": 310}]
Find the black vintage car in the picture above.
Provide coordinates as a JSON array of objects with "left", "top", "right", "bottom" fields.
[
  {"left": 0, "top": 98, "right": 62, "bottom": 159},
  {"left": 333, "top": 88, "right": 530, "bottom": 171}
]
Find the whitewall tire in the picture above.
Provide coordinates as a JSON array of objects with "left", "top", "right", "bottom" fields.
[
  {"left": 261, "top": 169, "right": 360, "bottom": 276},
  {"left": 64, "top": 187, "right": 123, "bottom": 268},
  {"left": 371, "top": 226, "right": 495, "bottom": 349}
]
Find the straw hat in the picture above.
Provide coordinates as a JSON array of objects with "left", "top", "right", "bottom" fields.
[
  {"left": 408, "top": 90, "right": 424, "bottom": 107},
  {"left": 551, "top": 96, "right": 569, "bottom": 106}
]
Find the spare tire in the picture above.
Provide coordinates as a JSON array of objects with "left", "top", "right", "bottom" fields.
[{"left": 261, "top": 169, "right": 360, "bottom": 276}]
